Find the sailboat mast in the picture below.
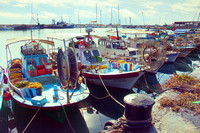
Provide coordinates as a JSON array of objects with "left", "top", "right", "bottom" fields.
[
  {"left": 111, "top": 8, "right": 112, "bottom": 25},
  {"left": 118, "top": 4, "right": 120, "bottom": 25},
  {"left": 100, "top": 10, "right": 102, "bottom": 25},
  {"left": 30, "top": 5, "right": 33, "bottom": 40},
  {"left": 96, "top": 3, "right": 97, "bottom": 22}
]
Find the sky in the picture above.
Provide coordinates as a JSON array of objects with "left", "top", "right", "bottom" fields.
[{"left": 0, "top": 0, "right": 200, "bottom": 25}]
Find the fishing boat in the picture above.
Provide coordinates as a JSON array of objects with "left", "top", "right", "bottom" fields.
[
  {"left": 47, "top": 28, "right": 145, "bottom": 90},
  {"left": 169, "top": 29, "right": 196, "bottom": 58},
  {"left": 98, "top": 28, "right": 167, "bottom": 74},
  {"left": 0, "top": 66, "right": 5, "bottom": 110},
  {"left": 5, "top": 37, "right": 89, "bottom": 123}
]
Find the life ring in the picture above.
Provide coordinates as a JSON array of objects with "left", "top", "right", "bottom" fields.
[
  {"left": 89, "top": 36, "right": 93, "bottom": 41},
  {"left": 174, "top": 37, "right": 187, "bottom": 47}
]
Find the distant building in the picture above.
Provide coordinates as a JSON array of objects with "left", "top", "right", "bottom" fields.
[{"left": 173, "top": 21, "right": 200, "bottom": 29}]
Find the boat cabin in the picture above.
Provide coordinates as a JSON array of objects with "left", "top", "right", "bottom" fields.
[
  {"left": 20, "top": 41, "right": 56, "bottom": 84},
  {"left": 72, "top": 37, "right": 109, "bottom": 66}
]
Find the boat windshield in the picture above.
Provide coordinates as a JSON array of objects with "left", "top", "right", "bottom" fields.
[
  {"left": 39, "top": 57, "right": 48, "bottom": 65},
  {"left": 27, "top": 58, "right": 37, "bottom": 66},
  {"left": 92, "top": 50, "right": 100, "bottom": 56}
]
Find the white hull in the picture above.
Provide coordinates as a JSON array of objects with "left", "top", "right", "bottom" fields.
[{"left": 86, "top": 72, "right": 144, "bottom": 90}]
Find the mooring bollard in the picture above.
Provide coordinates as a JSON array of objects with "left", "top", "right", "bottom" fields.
[
  {"left": 101, "top": 93, "right": 155, "bottom": 133},
  {"left": 123, "top": 93, "right": 155, "bottom": 130}
]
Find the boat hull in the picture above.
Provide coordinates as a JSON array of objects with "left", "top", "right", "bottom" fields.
[
  {"left": 83, "top": 71, "right": 144, "bottom": 90},
  {"left": 166, "top": 52, "right": 180, "bottom": 63},
  {"left": 178, "top": 47, "right": 195, "bottom": 58}
]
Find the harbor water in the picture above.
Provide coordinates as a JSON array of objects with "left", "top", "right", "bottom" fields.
[{"left": 0, "top": 28, "right": 199, "bottom": 133}]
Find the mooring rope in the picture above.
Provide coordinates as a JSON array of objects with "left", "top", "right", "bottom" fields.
[
  {"left": 22, "top": 105, "right": 43, "bottom": 133},
  {"left": 98, "top": 73, "right": 125, "bottom": 108},
  {"left": 89, "top": 93, "right": 110, "bottom": 100},
  {"left": 60, "top": 102, "right": 75, "bottom": 133},
  {"left": 143, "top": 74, "right": 153, "bottom": 94}
]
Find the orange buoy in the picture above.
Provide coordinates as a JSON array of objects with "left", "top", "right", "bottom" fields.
[{"left": 3, "top": 91, "right": 12, "bottom": 101}]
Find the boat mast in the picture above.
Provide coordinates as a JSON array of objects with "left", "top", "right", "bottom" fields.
[
  {"left": 142, "top": 11, "right": 145, "bottom": 26},
  {"left": 100, "top": 10, "right": 102, "bottom": 25},
  {"left": 111, "top": 8, "right": 112, "bottom": 25},
  {"left": 30, "top": 5, "right": 33, "bottom": 40},
  {"left": 96, "top": 3, "right": 97, "bottom": 23},
  {"left": 118, "top": 4, "right": 120, "bottom": 25}
]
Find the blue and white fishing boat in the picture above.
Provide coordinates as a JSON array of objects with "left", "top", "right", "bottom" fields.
[
  {"left": 170, "top": 29, "right": 196, "bottom": 58},
  {"left": 47, "top": 28, "right": 144, "bottom": 90},
  {"left": 0, "top": 66, "right": 5, "bottom": 111},
  {"left": 5, "top": 37, "right": 89, "bottom": 123}
]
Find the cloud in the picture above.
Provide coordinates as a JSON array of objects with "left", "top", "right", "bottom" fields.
[
  {"left": 119, "top": 9, "right": 136, "bottom": 18},
  {"left": 141, "top": 0, "right": 164, "bottom": 10},
  {"left": 75, "top": 9, "right": 96, "bottom": 20},
  {"left": 7, "top": 0, "right": 120, "bottom": 8},
  {"left": 14, "top": 3, "right": 26, "bottom": 7},
  {"left": 170, "top": 0, "right": 200, "bottom": 13},
  {"left": 0, "top": 11, "right": 29, "bottom": 18},
  {"left": 0, "top": 1, "right": 13, "bottom": 4}
]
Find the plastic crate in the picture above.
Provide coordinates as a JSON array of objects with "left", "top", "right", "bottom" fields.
[
  {"left": 96, "top": 57, "right": 102, "bottom": 62},
  {"left": 34, "top": 50, "right": 44, "bottom": 55},
  {"left": 21, "top": 46, "right": 34, "bottom": 55},
  {"left": 28, "top": 70, "right": 37, "bottom": 77},
  {"left": 37, "top": 69, "right": 45, "bottom": 75},
  {"left": 25, "top": 87, "right": 42, "bottom": 98},
  {"left": 35, "top": 65, "right": 45, "bottom": 75},
  {"left": 45, "top": 68, "right": 53, "bottom": 74}
]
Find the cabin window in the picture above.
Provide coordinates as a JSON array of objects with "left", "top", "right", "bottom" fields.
[
  {"left": 112, "top": 42, "right": 120, "bottom": 49},
  {"left": 39, "top": 57, "right": 47, "bottom": 65},
  {"left": 92, "top": 50, "right": 100, "bottom": 56},
  {"left": 129, "top": 51, "right": 137, "bottom": 56},
  {"left": 27, "top": 58, "right": 37, "bottom": 66},
  {"left": 106, "top": 42, "right": 111, "bottom": 48}
]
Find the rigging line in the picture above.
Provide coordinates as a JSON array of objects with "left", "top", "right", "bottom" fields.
[
  {"left": 192, "top": 8, "right": 200, "bottom": 21},
  {"left": 98, "top": 72, "right": 125, "bottom": 108},
  {"left": 60, "top": 102, "right": 75, "bottom": 133}
]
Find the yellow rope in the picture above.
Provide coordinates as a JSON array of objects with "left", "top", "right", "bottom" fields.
[{"left": 98, "top": 72, "right": 125, "bottom": 108}]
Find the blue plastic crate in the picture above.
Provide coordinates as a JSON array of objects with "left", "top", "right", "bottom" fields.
[{"left": 25, "top": 88, "right": 42, "bottom": 98}]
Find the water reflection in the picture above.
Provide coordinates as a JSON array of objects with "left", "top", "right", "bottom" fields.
[
  {"left": 8, "top": 100, "right": 89, "bottom": 133},
  {"left": 87, "top": 84, "right": 133, "bottom": 119},
  {"left": 174, "top": 58, "right": 193, "bottom": 73}
]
